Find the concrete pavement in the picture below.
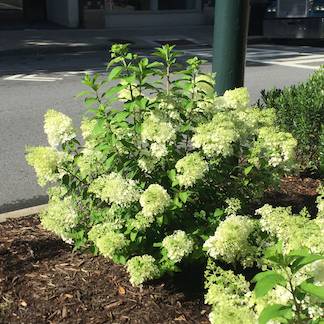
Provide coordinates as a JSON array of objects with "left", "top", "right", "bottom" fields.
[{"left": 0, "top": 25, "right": 266, "bottom": 56}]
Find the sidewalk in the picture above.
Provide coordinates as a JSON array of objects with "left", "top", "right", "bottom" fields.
[{"left": 0, "top": 25, "right": 265, "bottom": 56}]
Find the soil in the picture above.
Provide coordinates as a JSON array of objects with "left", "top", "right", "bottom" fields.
[{"left": 0, "top": 176, "right": 321, "bottom": 324}]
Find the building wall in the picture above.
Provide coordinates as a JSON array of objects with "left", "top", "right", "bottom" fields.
[
  {"left": 105, "top": 11, "right": 205, "bottom": 28},
  {"left": 46, "top": 0, "right": 79, "bottom": 27},
  {"left": 104, "top": 0, "right": 204, "bottom": 28}
]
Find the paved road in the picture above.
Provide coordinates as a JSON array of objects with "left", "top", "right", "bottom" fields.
[{"left": 0, "top": 44, "right": 322, "bottom": 213}]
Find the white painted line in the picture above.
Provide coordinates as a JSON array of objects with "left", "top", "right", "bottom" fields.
[
  {"left": 247, "top": 52, "right": 301, "bottom": 58},
  {"left": 275, "top": 54, "right": 324, "bottom": 62},
  {"left": 282, "top": 57, "right": 324, "bottom": 64},
  {"left": 4, "top": 74, "right": 63, "bottom": 82},
  {"left": 247, "top": 58, "right": 319, "bottom": 70},
  {"left": 0, "top": 204, "right": 47, "bottom": 223}
]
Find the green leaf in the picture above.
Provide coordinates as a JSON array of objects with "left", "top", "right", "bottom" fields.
[
  {"left": 179, "top": 191, "right": 190, "bottom": 203},
  {"left": 104, "top": 153, "right": 116, "bottom": 169},
  {"left": 130, "top": 232, "right": 137, "bottom": 242},
  {"left": 253, "top": 271, "right": 286, "bottom": 298},
  {"left": 92, "top": 119, "right": 105, "bottom": 136},
  {"left": 213, "top": 208, "right": 224, "bottom": 217},
  {"left": 244, "top": 165, "right": 253, "bottom": 175},
  {"left": 111, "top": 111, "right": 129, "bottom": 123},
  {"left": 299, "top": 280, "right": 324, "bottom": 300},
  {"left": 84, "top": 97, "right": 98, "bottom": 107},
  {"left": 259, "top": 304, "right": 293, "bottom": 324},
  {"left": 108, "top": 66, "right": 123, "bottom": 80},
  {"left": 290, "top": 254, "right": 324, "bottom": 274},
  {"left": 167, "top": 169, "right": 179, "bottom": 186},
  {"left": 104, "top": 84, "right": 125, "bottom": 98},
  {"left": 75, "top": 90, "right": 92, "bottom": 98},
  {"left": 157, "top": 215, "right": 164, "bottom": 226}
]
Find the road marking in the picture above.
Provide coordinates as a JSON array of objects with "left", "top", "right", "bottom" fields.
[
  {"left": 4, "top": 74, "right": 63, "bottom": 82},
  {"left": 247, "top": 58, "right": 319, "bottom": 70},
  {"left": 182, "top": 47, "right": 324, "bottom": 70}
]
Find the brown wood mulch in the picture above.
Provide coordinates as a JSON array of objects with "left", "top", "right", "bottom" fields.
[
  {"left": 0, "top": 176, "right": 321, "bottom": 324},
  {"left": 0, "top": 219, "right": 209, "bottom": 324}
]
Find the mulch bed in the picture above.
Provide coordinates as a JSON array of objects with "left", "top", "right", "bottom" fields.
[
  {"left": 0, "top": 176, "right": 321, "bottom": 324},
  {"left": 0, "top": 221, "right": 209, "bottom": 324}
]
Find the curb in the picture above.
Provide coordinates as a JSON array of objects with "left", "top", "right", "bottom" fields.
[{"left": 0, "top": 204, "right": 47, "bottom": 223}]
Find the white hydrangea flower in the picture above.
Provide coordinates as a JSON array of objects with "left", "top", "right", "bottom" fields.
[
  {"left": 40, "top": 196, "right": 78, "bottom": 240},
  {"left": 225, "top": 198, "right": 242, "bottom": 216},
  {"left": 141, "top": 113, "right": 175, "bottom": 144},
  {"left": 150, "top": 142, "right": 168, "bottom": 159},
  {"left": 223, "top": 87, "right": 250, "bottom": 109},
  {"left": 76, "top": 146, "right": 105, "bottom": 178},
  {"left": 162, "top": 230, "right": 194, "bottom": 263},
  {"left": 192, "top": 113, "right": 239, "bottom": 157},
  {"left": 118, "top": 80, "right": 141, "bottom": 102},
  {"left": 126, "top": 255, "right": 160, "bottom": 286},
  {"left": 96, "top": 232, "right": 128, "bottom": 259},
  {"left": 138, "top": 156, "right": 157, "bottom": 173},
  {"left": 257, "top": 204, "right": 324, "bottom": 254},
  {"left": 80, "top": 118, "right": 97, "bottom": 140},
  {"left": 140, "top": 184, "right": 170, "bottom": 217},
  {"left": 204, "top": 215, "right": 257, "bottom": 265},
  {"left": 131, "top": 212, "right": 155, "bottom": 231},
  {"left": 89, "top": 172, "right": 140, "bottom": 207},
  {"left": 88, "top": 222, "right": 128, "bottom": 258},
  {"left": 249, "top": 127, "right": 297, "bottom": 169},
  {"left": 26, "top": 146, "right": 62, "bottom": 186},
  {"left": 44, "top": 109, "right": 76, "bottom": 147},
  {"left": 175, "top": 152, "right": 208, "bottom": 188},
  {"left": 205, "top": 267, "right": 255, "bottom": 324}
]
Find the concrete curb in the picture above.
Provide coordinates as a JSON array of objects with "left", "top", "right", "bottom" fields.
[{"left": 0, "top": 204, "right": 47, "bottom": 223}]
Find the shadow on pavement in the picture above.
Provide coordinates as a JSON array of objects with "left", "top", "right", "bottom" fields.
[{"left": 0, "top": 195, "right": 48, "bottom": 214}]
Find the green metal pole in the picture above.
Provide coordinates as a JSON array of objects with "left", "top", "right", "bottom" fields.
[{"left": 212, "top": 0, "right": 250, "bottom": 95}]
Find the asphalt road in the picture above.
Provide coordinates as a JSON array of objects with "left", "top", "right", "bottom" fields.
[{"left": 0, "top": 44, "right": 323, "bottom": 213}]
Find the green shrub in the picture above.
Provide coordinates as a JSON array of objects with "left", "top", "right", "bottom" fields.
[
  {"left": 26, "top": 44, "right": 297, "bottom": 286},
  {"left": 204, "top": 186, "right": 324, "bottom": 324},
  {"left": 259, "top": 67, "right": 324, "bottom": 174}
]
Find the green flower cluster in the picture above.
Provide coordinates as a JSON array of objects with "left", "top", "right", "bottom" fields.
[
  {"left": 250, "top": 127, "right": 297, "bottom": 169},
  {"left": 205, "top": 263, "right": 255, "bottom": 324},
  {"left": 192, "top": 113, "right": 239, "bottom": 157},
  {"left": 162, "top": 230, "right": 193, "bottom": 263},
  {"left": 257, "top": 204, "right": 324, "bottom": 254},
  {"left": 139, "top": 184, "right": 170, "bottom": 217},
  {"left": 89, "top": 173, "right": 140, "bottom": 207},
  {"left": 44, "top": 109, "right": 76, "bottom": 147},
  {"left": 204, "top": 215, "right": 258, "bottom": 266},
  {"left": 175, "top": 152, "right": 208, "bottom": 188},
  {"left": 223, "top": 87, "right": 250, "bottom": 109},
  {"left": 40, "top": 196, "right": 78, "bottom": 242},
  {"left": 126, "top": 255, "right": 160, "bottom": 286},
  {"left": 91, "top": 229, "right": 128, "bottom": 259},
  {"left": 26, "top": 146, "right": 61, "bottom": 186},
  {"left": 141, "top": 113, "right": 175, "bottom": 159}
]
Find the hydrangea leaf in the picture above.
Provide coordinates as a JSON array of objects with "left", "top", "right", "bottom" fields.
[{"left": 259, "top": 304, "right": 293, "bottom": 324}]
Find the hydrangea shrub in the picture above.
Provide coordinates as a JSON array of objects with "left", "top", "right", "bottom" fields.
[
  {"left": 204, "top": 186, "right": 324, "bottom": 323},
  {"left": 26, "top": 44, "right": 297, "bottom": 286}
]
